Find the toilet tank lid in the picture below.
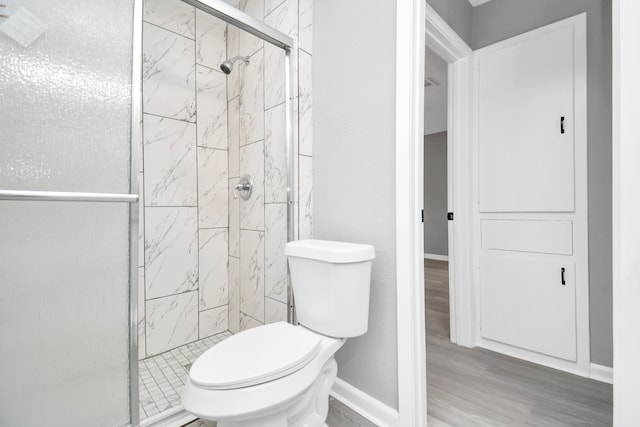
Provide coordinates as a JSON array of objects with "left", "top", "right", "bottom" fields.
[{"left": 285, "top": 239, "right": 375, "bottom": 263}]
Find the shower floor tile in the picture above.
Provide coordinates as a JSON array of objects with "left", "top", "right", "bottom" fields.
[{"left": 139, "top": 331, "right": 233, "bottom": 421}]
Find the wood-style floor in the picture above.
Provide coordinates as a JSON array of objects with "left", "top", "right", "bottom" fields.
[
  {"left": 425, "top": 259, "right": 612, "bottom": 426},
  {"left": 185, "top": 259, "right": 613, "bottom": 426}
]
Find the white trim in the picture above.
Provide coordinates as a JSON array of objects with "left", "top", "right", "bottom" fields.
[
  {"left": 471, "top": 14, "right": 591, "bottom": 376},
  {"left": 445, "top": 64, "right": 457, "bottom": 345},
  {"left": 448, "top": 57, "right": 475, "bottom": 348},
  {"left": 425, "top": 3, "right": 476, "bottom": 349},
  {"left": 613, "top": 0, "right": 640, "bottom": 422},
  {"left": 396, "top": 3, "right": 474, "bottom": 425},
  {"left": 590, "top": 363, "right": 614, "bottom": 385},
  {"left": 396, "top": 1, "right": 427, "bottom": 426},
  {"left": 331, "top": 378, "right": 399, "bottom": 427},
  {"left": 424, "top": 253, "right": 449, "bottom": 261},
  {"left": 425, "top": 4, "right": 472, "bottom": 62}
]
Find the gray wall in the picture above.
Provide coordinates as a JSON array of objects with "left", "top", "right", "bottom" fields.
[
  {"left": 424, "top": 132, "right": 449, "bottom": 256},
  {"left": 314, "top": 0, "right": 399, "bottom": 410},
  {"left": 472, "top": 0, "right": 613, "bottom": 367},
  {"left": 427, "top": 0, "right": 473, "bottom": 46},
  {"left": 312, "top": 1, "right": 612, "bottom": 412}
]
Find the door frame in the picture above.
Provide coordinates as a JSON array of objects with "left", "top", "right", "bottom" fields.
[
  {"left": 400, "top": 0, "right": 640, "bottom": 424},
  {"left": 424, "top": 5, "right": 474, "bottom": 348},
  {"left": 130, "top": 1, "right": 143, "bottom": 425},
  {"left": 395, "top": 3, "right": 474, "bottom": 426},
  {"left": 613, "top": 0, "right": 640, "bottom": 422}
]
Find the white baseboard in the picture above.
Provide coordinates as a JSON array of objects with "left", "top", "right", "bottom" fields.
[
  {"left": 424, "top": 253, "right": 448, "bottom": 261},
  {"left": 330, "top": 378, "right": 399, "bottom": 427},
  {"left": 478, "top": 338, "right": 591, "bottom": 379},
  {"left": 589, "top": 363, "right": 613, "bottom": 384}
]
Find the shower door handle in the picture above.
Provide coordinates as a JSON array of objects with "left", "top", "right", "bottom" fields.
[{"left": 0, "top": 189, "right": 139, "bottom": 203}]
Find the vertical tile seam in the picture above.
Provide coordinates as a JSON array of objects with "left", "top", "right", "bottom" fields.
[
  {"left": 141, "top": 16, "right": 149, "bottom": 362},
  {"left": 225, "top": 19, "right": 234, "bottom": 333},
  {"left": 193, "top": 10, "right": 201, "bottom": 341},
  {"left": 261, "top": 11, "right": 268, "bottom": 328}
]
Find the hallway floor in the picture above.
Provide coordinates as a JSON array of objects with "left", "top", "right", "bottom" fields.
[{"left": 425, "top": 259, "right": 613, "bottom": 426}]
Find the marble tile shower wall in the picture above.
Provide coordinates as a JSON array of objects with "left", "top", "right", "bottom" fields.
[{"left": 137, "top": 0, "right": 313, "bottom": 359}]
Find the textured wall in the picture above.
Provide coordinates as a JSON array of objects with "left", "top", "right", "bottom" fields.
[
  {"left": 472, "top": 0, "right": 613, "bottom": 369},
  {"left": 314, "top": 0, "right": 399, "bottom": 410}
]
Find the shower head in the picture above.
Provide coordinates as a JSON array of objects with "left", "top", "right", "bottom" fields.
[{"left": 220, "top": 55, "right": 250, "bottom": 75}]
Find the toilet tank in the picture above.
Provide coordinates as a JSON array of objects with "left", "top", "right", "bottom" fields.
[{"left": 285, "top": 240, "right": 375, "bottom": 338}]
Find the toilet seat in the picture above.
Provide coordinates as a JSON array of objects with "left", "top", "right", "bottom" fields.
[{"left": 189, "top": 322, "right": 321, "bottom": 390}]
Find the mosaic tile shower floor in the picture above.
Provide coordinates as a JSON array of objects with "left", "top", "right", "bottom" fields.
[{"left": 139, "top": 331, "right": 232, "bottom": 420}]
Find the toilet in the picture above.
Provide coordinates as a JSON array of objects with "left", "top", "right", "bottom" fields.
[{"left": 182, "top": 239, "right": 375, "bottom": 427}]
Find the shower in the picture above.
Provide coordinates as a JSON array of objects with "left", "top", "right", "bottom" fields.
[
  {"left": 134, "top": 0, "right": 300, "bottom": 423},
  {"left": 0, "top": 0, "right": 306, "bottom": 425},
  {"left": 220, "top": 55, "right": 250, "bottom": 74}
]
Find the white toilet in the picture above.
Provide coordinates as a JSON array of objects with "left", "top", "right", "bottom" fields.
[{"left": 182, "top": 239, "right": 375, "bottom": 427}]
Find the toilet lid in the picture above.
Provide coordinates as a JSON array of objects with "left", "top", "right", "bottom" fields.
[{"left": 189, "top": 322, "right": 321, "bottom": 390}]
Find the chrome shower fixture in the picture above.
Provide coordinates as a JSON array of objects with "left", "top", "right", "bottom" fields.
[{"left": 220, "top": 55, "right": 250, "bottom": 74}]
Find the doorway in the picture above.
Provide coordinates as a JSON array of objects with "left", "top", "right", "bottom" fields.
[
  {"left": 424, "top": 46, "right": 452, "bottom": 343},
  {"left": 423, "top": 46, "right": 449, "bottom": 267}
]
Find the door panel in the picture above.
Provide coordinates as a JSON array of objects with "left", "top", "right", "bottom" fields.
[
  {"left": 478, "top": 25, "right": 575, "bottom": 213},
  {"left": 481, "top": 219, "right": 573, "bottom": 255},
  {"left": 480, "top": 254, "right": 577, "bottom": 361},
  {"left": 0, "top": 1, "right": 135, "bottom": 426},
  {"left": 0, "top": 203, "right": 131, "bottom": 426}
]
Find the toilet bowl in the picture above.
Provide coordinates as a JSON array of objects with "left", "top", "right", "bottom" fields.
[
  {"left": 183, "top": 322, "right": 345, "bottom": 426},
  {"left": 182, "top": 239, "right": 375, "bottom": 427}
]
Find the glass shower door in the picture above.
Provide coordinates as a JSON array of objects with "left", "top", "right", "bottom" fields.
[{"left": 0, "top": 1, "right": 137, "bottom": 426}]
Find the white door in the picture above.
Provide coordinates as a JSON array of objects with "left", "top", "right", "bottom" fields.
[
  {"left": 480, "top": 254, "right": 577, "bottom": 361},
  {"left": 478, "top": 25, "right": 575, "bottom": 213},
  {"left": 473, "top": 14, "right": 589, "bottom": 374}
]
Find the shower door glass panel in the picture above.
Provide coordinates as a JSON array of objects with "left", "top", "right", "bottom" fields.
[{"left": 0, "top": 1, "right": 134, "bottom": 426}]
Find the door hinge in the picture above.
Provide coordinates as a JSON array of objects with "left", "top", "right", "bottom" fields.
[
  {"left": 421, "top": 209, "right": 424, "bottom": 223},
  {"left": 448, "top": 212, "right": 454, "bottom": 221}
]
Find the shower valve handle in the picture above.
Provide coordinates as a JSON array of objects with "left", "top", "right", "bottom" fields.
[
  {"left": 233, "top": 175, "right": 253, "bottom": 200},
  {"left": 232, "top": 183, "right": 250, "bottom": 197}
]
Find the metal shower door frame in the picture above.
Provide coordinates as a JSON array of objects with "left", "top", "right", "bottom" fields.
[{"left": 129, "top": 0, "right": 297, "bottom": 424}]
